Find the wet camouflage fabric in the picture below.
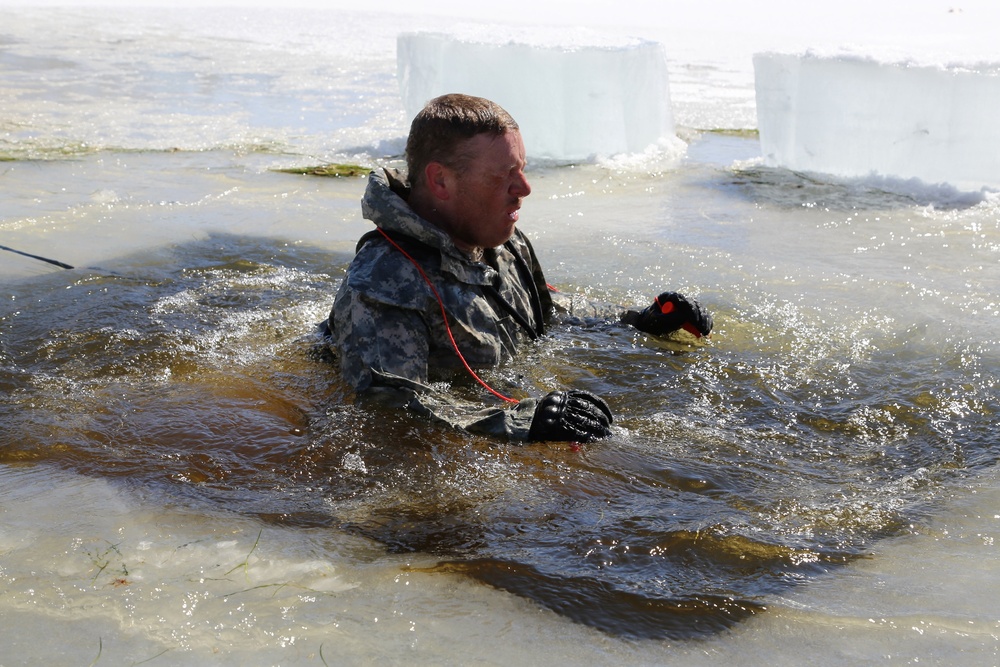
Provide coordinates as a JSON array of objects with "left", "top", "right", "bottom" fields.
[{"left": 329, "top": 168, "right": 622, "bottom": 440}]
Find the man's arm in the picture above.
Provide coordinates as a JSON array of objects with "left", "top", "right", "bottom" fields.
[{"left": 548, "top": 287, "right": 713, "bottom": 339}]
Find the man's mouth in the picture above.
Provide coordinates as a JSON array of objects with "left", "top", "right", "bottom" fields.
[{"left": 508, "top": 200, "right": 522, "bottom": 221}]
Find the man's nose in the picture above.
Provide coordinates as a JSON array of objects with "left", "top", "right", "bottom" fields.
[{"left": 511, "top": 171, "right": 531, "bottom": 197}]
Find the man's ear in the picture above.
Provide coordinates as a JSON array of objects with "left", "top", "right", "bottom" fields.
[{"left": 423, "top": 161, "right": 453, "bottom": 201}]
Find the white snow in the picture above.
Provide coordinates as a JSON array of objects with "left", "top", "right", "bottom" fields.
[
  {"left": 397, "top": 27, "right": 680, "bottom": 163},
  {"left": 754, "top": 52, "right": 1000, "bottom": 192}
]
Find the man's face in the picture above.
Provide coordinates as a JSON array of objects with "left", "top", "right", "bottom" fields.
[{"left": 445, "top": 130, "right": 531, "bottom": 251}]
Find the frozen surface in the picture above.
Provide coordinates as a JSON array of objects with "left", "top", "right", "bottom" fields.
[
  {"left": 754, "top": 52, "right": 1000, "bottom": 192},
  {"left": 398, "top": 28, "right": 681, "bottom": 162},
  {"left": 3, "top": 3, "right": 1000, "bottom": 666}
]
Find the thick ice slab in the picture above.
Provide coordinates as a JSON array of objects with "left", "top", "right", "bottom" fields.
[
  {"left": 398, "top": 28, "right": 679, "bottom": 162},
  {"left": 754, "top": 52, "right": 1000, "bottom": 192}
]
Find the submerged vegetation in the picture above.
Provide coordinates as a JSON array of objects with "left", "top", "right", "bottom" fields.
[
  {"left": 273, "top": 163, "right": 369, "bottom": 178},
  {"left": 704, "top": 127, "right": 759, "bottom": 138}
]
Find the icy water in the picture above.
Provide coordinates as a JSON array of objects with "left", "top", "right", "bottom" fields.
[{"left": 2, "top": 6, "right": 999, "bottom": 666}]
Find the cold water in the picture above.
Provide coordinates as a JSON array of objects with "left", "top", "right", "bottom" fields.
[{"left": 1, "top": 6, "right": 998, "bottom": 665}]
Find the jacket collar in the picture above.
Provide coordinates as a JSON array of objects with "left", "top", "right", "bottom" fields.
[{"left": 361, "top": 168, "right": 495, "bottom": 285}]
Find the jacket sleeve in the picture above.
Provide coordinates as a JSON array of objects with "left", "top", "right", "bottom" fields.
[
  {"left": 363, "top": 369, "right": 539, "bottom": 441},
  {"left": 547, "top": 289, "right": 627, "bottom": 322},
  {"left": 332, "top": 287, "right": 431, "bottom": 392}
]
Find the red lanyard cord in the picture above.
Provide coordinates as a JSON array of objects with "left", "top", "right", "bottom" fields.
[{"left": 376, "top": 227, "right": 520, "bottom": 405}]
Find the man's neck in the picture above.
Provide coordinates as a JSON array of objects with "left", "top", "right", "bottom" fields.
[{"left": 409, "top": 186, "right": 482, "bottom": 258}]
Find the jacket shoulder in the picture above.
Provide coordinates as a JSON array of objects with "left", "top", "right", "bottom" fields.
[{"left": 344, "top": 234, "right": 435, "bottom": 309}]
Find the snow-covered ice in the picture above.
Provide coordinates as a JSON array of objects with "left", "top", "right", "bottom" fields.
[
  {"left": 754, "top": 52, "right": 1000, "bottom": 192},
  {"left": 398, "top": 28, "right": 680, "bottom": 162}
]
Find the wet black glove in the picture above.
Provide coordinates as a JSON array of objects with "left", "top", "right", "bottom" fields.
[
  {"left": 622, "top": 291, "right": 713, "bottom": 338},
  {"left": 528, "top": 390, "right": 613, "bottom": 442}
]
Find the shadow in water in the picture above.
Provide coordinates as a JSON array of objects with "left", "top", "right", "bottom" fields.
[
  {"left": 422, "top": 559, "right": 763, "bottom": 640},
  {"left": 727, "top": 164, "right": 991, "bottom": 211}
]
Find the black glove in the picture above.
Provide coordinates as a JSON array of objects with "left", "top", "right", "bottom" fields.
[
  {"left": 622, "top": 291, "right": 713, "bottom": 338},
  {"left": 528, "top": 390, "right": 613, "bottom": 442}
]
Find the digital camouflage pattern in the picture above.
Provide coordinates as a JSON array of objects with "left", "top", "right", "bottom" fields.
[{"left": 328, "top": 168, "right": 622, "bottom": 440}]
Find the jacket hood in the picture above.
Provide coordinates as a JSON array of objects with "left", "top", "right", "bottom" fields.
[
  {"left": 360, "top": 168, "right": 498, "bottom": 286},
  {"left": 361, "top": 168, "right": 454, "bottom": 253}
]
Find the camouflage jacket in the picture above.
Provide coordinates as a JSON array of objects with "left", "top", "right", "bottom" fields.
[{"left": 329, "top": 168, "right": 622, "bottom": 440}]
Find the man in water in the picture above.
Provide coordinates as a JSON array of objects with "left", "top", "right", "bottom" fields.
[{"left": 327, "top": 93, "right": 711, "bottom": 443}]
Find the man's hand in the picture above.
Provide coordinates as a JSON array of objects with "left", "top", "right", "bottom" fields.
[
  {"left": 622, "top": 291, "right": 713, "bottom": 338},
  {"left": 529, "top": 390, "right": 613, "bottom": 442}
]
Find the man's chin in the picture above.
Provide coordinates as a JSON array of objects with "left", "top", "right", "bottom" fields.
[
  {"left": 475, "top": 220, "right": 518, "bottom": 249},
  {"left": 497, "top": 223, "right": 518, "bottom": 246}
]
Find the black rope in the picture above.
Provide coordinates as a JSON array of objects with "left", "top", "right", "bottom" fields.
[
  {"left": 503, "top": 238, "right": 546, "bottom": 338},
  {"left": 1, "top": 244, "right": 74, "bottom": 270},
  {"left": 483, "top": 283, "right": 541, "bottom": 341}
]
